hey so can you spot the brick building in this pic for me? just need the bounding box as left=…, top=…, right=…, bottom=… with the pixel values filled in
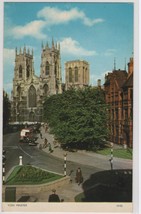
left=104, top=57, right=133, bottom=147
left=121, top=58, right=133, bottom=147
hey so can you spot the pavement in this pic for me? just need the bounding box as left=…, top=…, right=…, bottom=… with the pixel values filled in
left=3, top=125, right=133, bottom=203
left=37, top=125, right=132, bottom=171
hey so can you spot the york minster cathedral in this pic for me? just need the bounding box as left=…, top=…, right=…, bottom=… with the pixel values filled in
left=11, top=39, right=89, bottom=122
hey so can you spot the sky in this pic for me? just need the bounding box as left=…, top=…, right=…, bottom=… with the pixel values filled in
left=3, top=1, right=133, bottom=97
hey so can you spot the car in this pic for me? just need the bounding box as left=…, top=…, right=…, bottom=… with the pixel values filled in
left=28, top=140, right=38, bottom=146
left=20, top=128, right=31, bottom=140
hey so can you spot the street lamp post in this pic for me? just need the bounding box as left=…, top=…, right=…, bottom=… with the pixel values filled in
left=64, top=153, right=67, bottom=176
left=109, top=143, right=114, bottom=170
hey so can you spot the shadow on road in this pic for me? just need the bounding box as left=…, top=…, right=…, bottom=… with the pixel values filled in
left=75, top=169, right=132, bottom=202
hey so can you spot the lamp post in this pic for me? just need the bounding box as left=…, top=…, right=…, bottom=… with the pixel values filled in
left=19, top=156, right=23, bottom=166
left=64, top=153, right=67, bottom=176
left=109, top=143, right=113, bottom=170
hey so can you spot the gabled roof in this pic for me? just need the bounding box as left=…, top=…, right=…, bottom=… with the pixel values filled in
left=104, top=70, right=128, bottom=88
left=122, top=73, right=133, bottom=88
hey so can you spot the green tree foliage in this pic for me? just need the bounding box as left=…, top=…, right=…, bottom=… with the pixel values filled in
left=3, top=92, right=11, bottom=128
left=44, top=87, right=109, bottom=150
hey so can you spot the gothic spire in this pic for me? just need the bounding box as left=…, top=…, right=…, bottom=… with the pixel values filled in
left=52, top=37, right=54, bottom=48
left=58, top=42, right=60, bottom=51
left=23, top=44, right=26, bottom=54
left=46, top=41, right=49, bottom=48
left=15, top=47, right=17, bottom=55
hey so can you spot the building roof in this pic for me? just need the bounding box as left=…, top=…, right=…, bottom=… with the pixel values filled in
left=104, top=69, right=128, bottom=88
left=122, top=72, right=133, bottom=88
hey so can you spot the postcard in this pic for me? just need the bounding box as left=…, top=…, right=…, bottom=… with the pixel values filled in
left=1, top=0, right=139, bottom=213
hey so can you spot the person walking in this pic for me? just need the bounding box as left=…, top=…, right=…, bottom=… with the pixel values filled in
left=75, top=167, right=83, bottom=185
left=48, top=142, right=53, bottom=153
left=39, top=129, right=42, bottom=139
left=48, top=189, right=60, bottom=202
left=44, top=138, right=48, bottom=148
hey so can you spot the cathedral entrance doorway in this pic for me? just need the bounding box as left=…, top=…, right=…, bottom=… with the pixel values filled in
left=29, top=111, right=35, bottom=122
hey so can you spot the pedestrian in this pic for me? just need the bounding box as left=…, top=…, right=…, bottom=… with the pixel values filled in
left=44, top=138, right=48, bottom=148
left=48, top=143, right=53, bottom=153
left=45, top=123, right=48, bottom=133
left=75, top=167, right=83, bottom=185
left=39, top=144, right=42, bottom=150
left=48, top=189, right=60, bottom=202
left=109, top=158, right=113, bottom=170
left=39, top=130, right=42, bottom=139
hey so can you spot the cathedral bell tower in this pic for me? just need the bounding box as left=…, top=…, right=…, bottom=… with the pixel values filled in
left=40, top=39, right=62, bottom=95
left=14, top=46, right=34, bottom=83
left=12, top=46, right=35, bottom=122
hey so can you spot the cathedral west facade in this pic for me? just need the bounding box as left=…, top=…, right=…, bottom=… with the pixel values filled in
left=11, top=40, right=62, bottom=122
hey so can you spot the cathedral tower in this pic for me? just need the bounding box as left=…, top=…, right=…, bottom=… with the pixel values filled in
left=11, top=40, right=63, bottom=122
left=40, top=39, right=62, bottom=95
left=11, top=46, right=41, bottom=122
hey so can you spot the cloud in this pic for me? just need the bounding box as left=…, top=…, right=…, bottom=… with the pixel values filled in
left=60, top=37, right=97, bottom=56
left=103, top=49, right=116, bottom=56
left=8, top=6, right=104, bottom=40
left=11, top=20, right=47, bottom=39
left=90, top=70, right=112, bottom=86
left=37, top=7, right=104, bottom=27
left=4, top=48, right=15, bottom=66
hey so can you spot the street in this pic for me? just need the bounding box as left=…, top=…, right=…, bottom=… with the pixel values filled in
left=3, top=131, right=101, bottom=183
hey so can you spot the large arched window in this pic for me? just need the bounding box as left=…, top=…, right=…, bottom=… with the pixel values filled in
left=85, top=68, right=87, bottom=83
left=19, top=65, right=22, bottom=78
left=43, top=84, right=49, bottom=96
left=17, top=86, right=21, bottom=97
left=45, top=61, right=50, bottom=75
left=69, top=67, right=72, bottom=82
left=83, top=67, right=85, bottom=83
left=74, top=66, right=78, bottom=82
left=28, top=85, right=36, bottom=107
left=26, top=65, right=30, bottom=78
left=55, top=61, right=57, bottom=76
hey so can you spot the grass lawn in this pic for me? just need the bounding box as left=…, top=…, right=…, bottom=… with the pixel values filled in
left=96, top=148, right=132, bottom=159
left=6, top=165, right=63, bottom=185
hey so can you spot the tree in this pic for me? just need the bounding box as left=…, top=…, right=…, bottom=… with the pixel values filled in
left=43, top=87, right=109, bottom=150
left=3, top=91, right=11, bottom=129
